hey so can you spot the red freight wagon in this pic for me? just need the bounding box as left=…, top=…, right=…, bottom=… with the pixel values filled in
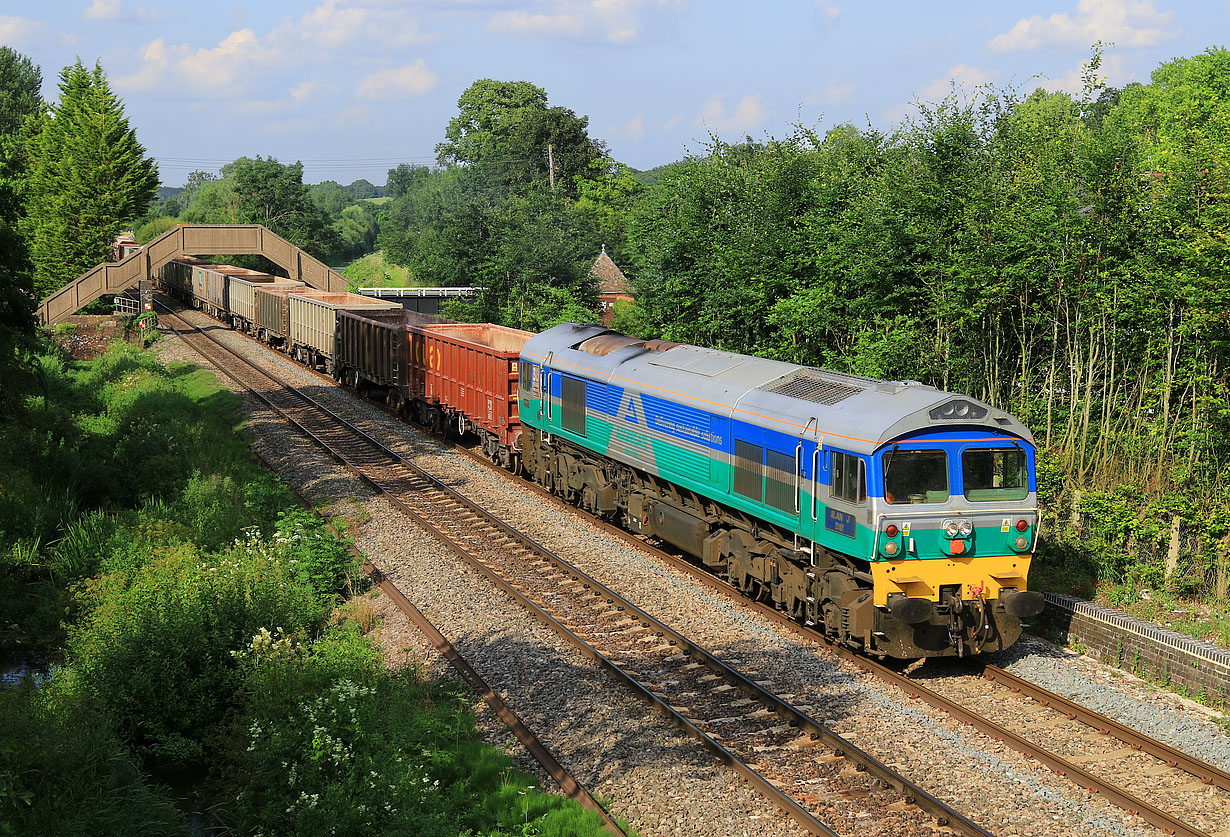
left=408, top=322, right=532, bottom=460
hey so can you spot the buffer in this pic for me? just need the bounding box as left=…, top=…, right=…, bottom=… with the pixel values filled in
left=38, top=224, right=349, bottom=325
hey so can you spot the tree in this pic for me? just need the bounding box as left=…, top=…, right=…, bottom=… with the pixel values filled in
left=0, top=47, right=43, bottom=413
left=309, top=180, right=355, bottom=217
left=436, top=79, right=549, bottom=169
left=24, top=60, right=158, bottom=299
left=343, top=178, right=379, bottom=199
left=0, top=47, right=41, bottom=138
left=227, top=156, right=336, bottom=259
left=434, top=79, right=606, bottom=198
left=385, top=163, right=430, bottom=199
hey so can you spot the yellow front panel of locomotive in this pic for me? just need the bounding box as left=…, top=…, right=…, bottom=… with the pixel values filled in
left=871, top=554, right=1034, bottom=606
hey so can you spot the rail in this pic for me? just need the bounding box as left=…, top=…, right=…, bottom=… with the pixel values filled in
left=158, top=297, right=992, bottom=837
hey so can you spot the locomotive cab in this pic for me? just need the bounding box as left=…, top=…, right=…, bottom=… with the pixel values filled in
left=867, top=432, right=1044, bottom=657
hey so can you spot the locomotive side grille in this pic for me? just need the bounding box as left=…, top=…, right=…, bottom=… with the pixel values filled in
left=761, top=371, right=864, bottom=406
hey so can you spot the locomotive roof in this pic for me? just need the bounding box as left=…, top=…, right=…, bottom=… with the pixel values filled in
left=522, top=323, right=1034, bottom=454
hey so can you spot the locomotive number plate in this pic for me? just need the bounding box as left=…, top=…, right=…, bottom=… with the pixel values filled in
left=825, top=507, right=856, bottom=538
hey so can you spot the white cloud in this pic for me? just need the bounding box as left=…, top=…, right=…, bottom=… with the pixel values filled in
left=115, top=29, right=274, bottom=96
left=609, top=113, right=645, bottom=141
left=83, top=0, right=156, bottom=22
left=921, top=64, right=999, bottom=99
left=290, top=81, right=319, bottom=103
left=177, top=29, right=266, bottom=89
left=0, top=15, right=41, bottom=47
left=699, top=94, right=768, bottom=133
left=815, top=2, right=842, bottom=25
left=356, top=61, right=439, bottom=100
left=335, top=103, right=372, bottom=126
left=663, top=113, right=686, bottom=131
left=268, top=0, right=432, bottom=50
left=820, top=80, right=856, bottom=105
left=115, top=1, right=434, bottom=98
left=1041, top=52, right=1130, bottom=94
left=487, top=0, right=678, bottom=45
left=988, top=0, right=1178, bottom=53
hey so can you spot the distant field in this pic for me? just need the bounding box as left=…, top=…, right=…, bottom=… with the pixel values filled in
left=339, top=251, right=426, bottom=288
left=360, top=196, right=391, bottom=205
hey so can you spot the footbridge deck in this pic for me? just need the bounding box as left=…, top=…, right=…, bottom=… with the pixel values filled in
left=38, top=224, right=348, bottom=325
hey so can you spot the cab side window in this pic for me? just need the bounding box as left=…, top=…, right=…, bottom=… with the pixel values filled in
left=830, top=451, right=866, bottom=505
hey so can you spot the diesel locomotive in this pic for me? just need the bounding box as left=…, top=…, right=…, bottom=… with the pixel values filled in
left=158, top=258, right=1044, bottom=659
left=516, top=323, right=1043, bottom=658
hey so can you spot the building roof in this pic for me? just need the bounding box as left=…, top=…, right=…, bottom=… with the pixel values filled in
left=589, top=245, right=632, bottom=296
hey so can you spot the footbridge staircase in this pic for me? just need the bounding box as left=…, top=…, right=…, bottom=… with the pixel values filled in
left=38, top=224, right=349, bottom=325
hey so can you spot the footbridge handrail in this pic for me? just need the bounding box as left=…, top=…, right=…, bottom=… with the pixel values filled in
left=38, top=224, right=348, bottom=325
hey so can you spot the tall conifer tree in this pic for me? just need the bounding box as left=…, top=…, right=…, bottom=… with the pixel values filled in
left=0, top=47, right=43, bottom=413
left=24, top=60, right=158, bottom=300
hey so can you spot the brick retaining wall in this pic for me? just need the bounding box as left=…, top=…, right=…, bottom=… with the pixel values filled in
left=1037, top=593, right=1230, bottom=706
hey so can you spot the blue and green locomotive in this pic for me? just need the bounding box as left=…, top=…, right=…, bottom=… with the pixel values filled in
left=517, top=323, right=1043, bottom=658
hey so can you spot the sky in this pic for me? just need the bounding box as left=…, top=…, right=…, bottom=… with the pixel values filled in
left=2, top=1, right=1225, bottom=187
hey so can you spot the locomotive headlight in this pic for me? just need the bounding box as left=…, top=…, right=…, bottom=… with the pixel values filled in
left=943, top=519, right=960, bottom=538
left=957, top=519, right=974, bottom=537
left=1014, top=535, right=1029, bottom=549
left=883, top=541, right=899, bottom=556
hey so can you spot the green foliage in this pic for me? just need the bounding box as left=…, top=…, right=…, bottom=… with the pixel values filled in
left=61, top=531, right=329, bottom=764
left=134, top=215, right=178, bottom=244
left=0, top=685, right=187, bottom=835
left=272, top=508, right=361, bottom=602
left=0, top=342, right=294, bottom=665
left=340, top=249, right=417, bottom=288
left=0, top=48, right=43, bottom=415
left=23, top=60, right=158, bottom=299
left=180, top=156, right=341, bottom=266
left=231, top=625, right=609, bottom=837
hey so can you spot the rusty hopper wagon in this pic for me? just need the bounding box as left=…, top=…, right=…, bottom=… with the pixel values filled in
left=410, top=321, right=531, bottom=466
left=287, top=291, right=400, bottom=373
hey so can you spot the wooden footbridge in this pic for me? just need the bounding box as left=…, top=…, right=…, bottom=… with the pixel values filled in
left=38, top=224, right=348, bottom=325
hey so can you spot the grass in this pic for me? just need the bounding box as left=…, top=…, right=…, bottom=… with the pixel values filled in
left=339, top=250, right=423, bottom=289
left=1095, top=581, right=1230, bottom=648
left=0, top=338, right=612, bottom=837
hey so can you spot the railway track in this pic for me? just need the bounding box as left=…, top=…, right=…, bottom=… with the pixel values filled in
left=158, top=298, right=1230, bottom=836
left=484, top=461, right=1230, bottom=837
left=156, top=300, right=990, bottom=835
left=402, top=390, right=1230, bottom=837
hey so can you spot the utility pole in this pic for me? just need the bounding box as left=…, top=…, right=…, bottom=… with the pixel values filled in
left=547, top=143, right=555, bottom=191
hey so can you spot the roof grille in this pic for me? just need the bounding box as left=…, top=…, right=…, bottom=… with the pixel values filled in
left=929, top=399, right=988, bottom=421
left=761, top=369, right=865, bottom=406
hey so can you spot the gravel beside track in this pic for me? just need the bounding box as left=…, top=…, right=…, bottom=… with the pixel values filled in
left=153, top=312, right=804, bottom=837
left=153, top=307, right=1230, bottom=836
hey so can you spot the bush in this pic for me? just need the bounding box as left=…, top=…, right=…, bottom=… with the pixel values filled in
left=273, top=508, right=361, bottom=604
left=231, top=625, right=610, bottom=837
left=177, top=471, right=246, bottom=550
left=0, top=685, right=186, bottom=836
left=63, top=532, right=330, bottom=765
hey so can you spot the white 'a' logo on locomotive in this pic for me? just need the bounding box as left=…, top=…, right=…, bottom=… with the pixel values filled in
left=619, top=389, right=643, bottom=425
